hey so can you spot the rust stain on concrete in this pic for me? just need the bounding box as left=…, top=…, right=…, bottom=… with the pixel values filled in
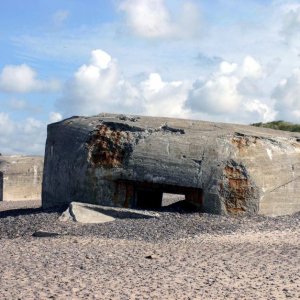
left=222, top=164, right=254, bottom=214
left=87, top=124, right=133, bottom=168
left=232, top=134, right=258, bottom=153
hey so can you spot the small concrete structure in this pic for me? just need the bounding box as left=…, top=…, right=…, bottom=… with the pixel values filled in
left=0, top=156, right=43, bottom=201
left=42, top=113, right=300, bottom=216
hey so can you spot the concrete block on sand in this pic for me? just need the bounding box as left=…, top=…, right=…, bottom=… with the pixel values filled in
left=60, top=202, right=159, bottom=224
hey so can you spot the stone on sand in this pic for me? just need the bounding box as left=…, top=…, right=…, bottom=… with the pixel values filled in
left=32, top=230, right=65, bottom=238
left=60, top=202, right=115, bottom=224
left=59, top=202, right=159, bottom=224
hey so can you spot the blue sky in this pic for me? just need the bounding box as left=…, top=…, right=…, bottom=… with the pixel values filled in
left=1, top=0, right=300, bottom=155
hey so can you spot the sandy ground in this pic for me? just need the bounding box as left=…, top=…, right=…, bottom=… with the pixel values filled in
left=0, top=200, right=41, bottom=212
left=1, top=199, right=300, bottom=300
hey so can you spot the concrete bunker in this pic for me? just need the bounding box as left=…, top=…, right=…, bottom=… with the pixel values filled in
left=42, top=113, right=300, bottom=216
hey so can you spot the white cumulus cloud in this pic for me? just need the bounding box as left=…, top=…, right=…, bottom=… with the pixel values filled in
left=272, top=68, right=300, bottom=121
left=220, top=61, right=237, bottom=75
left=0, top=114, right=45, bottom=155
left=187, top=75, right=242, bottom=115
left=118, top=0, right=201, bottom=39
left=244, top=100, right=276, bottom=124
left=57, top=50, right=277, bottom=124
left=58, top=49, right=128, bottom=115
left=140, top=73, right=189, bottom=117
left=119, top=0, right=173, bottom=38
left=241, top=56, right=264, bottom=79
left=0, top=112, right=64, bottom=155
left=49, top=112, right=63, bottom=123
left=58, top=49, right=189, bottom=118
left=186, top=56, right=275, bottom=123
left=0, top=64, right=60, bottom=93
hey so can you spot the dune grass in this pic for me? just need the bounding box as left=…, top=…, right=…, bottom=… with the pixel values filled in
left=251, top=120, right=300, bottom=133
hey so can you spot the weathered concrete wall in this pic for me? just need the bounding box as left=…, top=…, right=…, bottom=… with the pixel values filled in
left=0, top=171, right=3, bottom=201
left=0, top=156, right=43, bottom=201
left=42, top=113, right=300, bottom=216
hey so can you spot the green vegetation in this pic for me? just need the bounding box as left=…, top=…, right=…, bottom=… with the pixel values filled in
left=251, top=121, right=300, bottom=133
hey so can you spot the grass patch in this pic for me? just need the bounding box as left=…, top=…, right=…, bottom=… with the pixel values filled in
left=251, top=120, right=300, bottom=133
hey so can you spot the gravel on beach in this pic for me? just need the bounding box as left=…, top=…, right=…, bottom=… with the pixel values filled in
left=0, top=200, right=300, bottom=241
left=1, top=200, right=300, bottom=299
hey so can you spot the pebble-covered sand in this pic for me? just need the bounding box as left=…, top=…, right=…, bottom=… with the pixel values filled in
left=1, top=199, right=300, bottom=299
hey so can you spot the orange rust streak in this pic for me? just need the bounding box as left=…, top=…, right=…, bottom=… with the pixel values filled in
left=88, top=124, right=133, bottom=168
left=228, top=178, right=249, bottom=190
left=232, top=136, right=258, bottom=153
left=227, top=207, right=246, bottom=213
left=222, top=164, right=252, bottom=214
left=224, top=166, right=242, bottom=177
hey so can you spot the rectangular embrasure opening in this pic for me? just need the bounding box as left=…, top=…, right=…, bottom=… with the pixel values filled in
left=116, top=180, right=203, bottom=210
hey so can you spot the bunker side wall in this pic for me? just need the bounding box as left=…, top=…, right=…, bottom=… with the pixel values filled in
left=1, top=157, right=43, bottom=201
left=0, top=171, right=3, bottom=201
left=42, top=123, right=92, bottom=209
left=231, top=134, right=300, bottom=216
